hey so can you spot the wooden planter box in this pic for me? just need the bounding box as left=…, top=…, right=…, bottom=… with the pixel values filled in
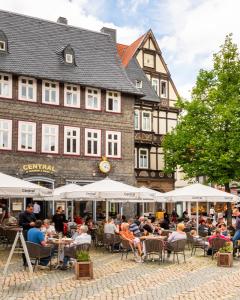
left=75, top=261, right=93, bottom=279
left=217, top=252, right=233, bottom=267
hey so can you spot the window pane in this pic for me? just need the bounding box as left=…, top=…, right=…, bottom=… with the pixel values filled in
left=22, top=86, right=27, bottom=97
left=67, top=139, right=71, bottom=152
left=93, top=140, right=97, bottom=154
left=108, top=98, right=113, bottom=111
left=114, top=143, right=118, bottom=155
left=108, top=142, right=112, bottom=155
left=87, top=140, right=91, bottom=154
left=45, top=90, right=49, bottom=102
left=72, top=139, right=76, bottom=153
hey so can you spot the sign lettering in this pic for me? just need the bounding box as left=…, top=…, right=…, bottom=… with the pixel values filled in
left=22, top=164, right=55, bottom=174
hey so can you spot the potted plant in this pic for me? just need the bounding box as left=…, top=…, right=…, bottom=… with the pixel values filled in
left=217, top=242, right=233, bottom=267
left=75, top=251, right=93, bottom=279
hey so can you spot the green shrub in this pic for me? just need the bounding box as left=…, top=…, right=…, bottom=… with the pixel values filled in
left=76, top=251, right=90, bottom=262
left=219, top=242, right=233, bottom=253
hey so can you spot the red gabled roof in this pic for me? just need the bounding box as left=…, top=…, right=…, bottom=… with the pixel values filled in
left=117, top=33, right=146, bottom=67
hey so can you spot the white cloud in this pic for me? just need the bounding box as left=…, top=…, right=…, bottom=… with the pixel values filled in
left=0, top=0, right=141, bottom=44
left=156, top=0, right=240, bottom=98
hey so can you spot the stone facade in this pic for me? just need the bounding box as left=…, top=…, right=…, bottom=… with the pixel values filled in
left=0, top=76, right=136, bottom=187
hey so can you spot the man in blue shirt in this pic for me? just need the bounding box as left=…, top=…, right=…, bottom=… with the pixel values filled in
left=27, top=220, right=53, bottom=266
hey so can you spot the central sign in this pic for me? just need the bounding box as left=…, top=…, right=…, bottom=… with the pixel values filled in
left=22, top=164, right=55, bottom=174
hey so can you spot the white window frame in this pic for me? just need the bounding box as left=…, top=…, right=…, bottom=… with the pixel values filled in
left=42, top=80, right=59, bottom=105
left=64, top=126, right=80, bottom=155
left=85, top=128, right=101, bottom=157
left=66, top=53, right=73, bottom=64
left=134, top=148, right=137, bottom=168
left=135, top=80, right=142, bottom=89
left=85, top=87, right=101, bottom=110
left=0, top=119, right=12, bottom=150
left=134, top=110, right=140, bottom=130
left=160, top=80, right=168, bottom=98
left=142, top=111, right=151, bottom=131
left=106, top=131, right=121, bottom=158
left=18, top=76, right=37, bottom=102
left=18, top=121, right=36, bottom=152
left=41, top=124, right=59, bottom=154
left=106, top=91, right=121, bottom=113
left=0, top=41, right=6, bottom=51
left=152, top=78, right=159, bottom=96
left=139, top=148, right=148, bottom=169
left=0, top=73, right=12, bottom=99
left=64, top=84, right=80, bottom=108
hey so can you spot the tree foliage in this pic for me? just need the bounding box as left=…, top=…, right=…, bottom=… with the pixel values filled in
left=163, top=34, right=240, bottom=187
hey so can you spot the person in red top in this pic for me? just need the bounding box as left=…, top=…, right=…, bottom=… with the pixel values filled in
left=208, top=228, right=230, bottom=244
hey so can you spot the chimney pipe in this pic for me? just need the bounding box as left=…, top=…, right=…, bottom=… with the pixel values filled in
left=100, top=27, right=116, bottom=43
left=57, top=17, right=68, bottom=25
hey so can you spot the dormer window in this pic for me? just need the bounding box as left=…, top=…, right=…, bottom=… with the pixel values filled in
left=0, top=30, right=8, bottom=53
left=66, top=53, right=73, bottom=64
left=135, top=80, right=142, bottom=89
left=0, top=41, right=5, bottom=51
left=63, top=45, right=75, bottom=65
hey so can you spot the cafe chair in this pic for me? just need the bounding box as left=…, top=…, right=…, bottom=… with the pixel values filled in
left=25, top=241, right=54, bottom=271
left=144, top=239, right=164, bottom=264
left=119, top=237, right=136, bottom=260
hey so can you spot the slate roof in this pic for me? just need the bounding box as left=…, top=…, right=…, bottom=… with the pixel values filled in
left=0, top=10, right=142, bottom=96
left=126, top=58, right=160, bottom=102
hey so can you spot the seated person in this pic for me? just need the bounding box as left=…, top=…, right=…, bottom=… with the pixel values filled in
left=220, top=224, right=229, bottom=237
left=104, top=218, right=119, bottom=234
left=119, top=223, right=142, bottom=262
left=128, top=218, right=141, bottom=237
left=198, top=220, right=209, bottom=236
left=41, top=219, right=56, bottom=236
left=61, top=225, right=91, bottom=270
left=207, top=228, right=230, bottom=255
left=190, top=229, right=209, bottom=248
left=165, top=223, right=187, bottom=256
left=27, top=220, right=54, bottom=266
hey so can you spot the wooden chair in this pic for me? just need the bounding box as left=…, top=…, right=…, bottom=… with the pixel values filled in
left=210, top=238, right=226, bottom=260
left=165, top=239, right=186, bottom=264
left=103, top=233, right=121, bottom=252
left=119, top=237, right=135, bottom=260
left=144, top=239, right=164, bottom=263
left=25, top=241, right=54, bottom=271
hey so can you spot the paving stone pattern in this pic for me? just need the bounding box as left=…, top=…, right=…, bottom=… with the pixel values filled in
left=0, top=248, right=240, bottom=300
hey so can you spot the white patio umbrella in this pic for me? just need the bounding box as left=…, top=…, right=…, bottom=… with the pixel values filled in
left=0, top=172, right=52, bottom=197
left=64, top=178, right=155, bottom=220
left=160, top=183, right=238, bottom=234
left=51, top=183, right=83, bottom=220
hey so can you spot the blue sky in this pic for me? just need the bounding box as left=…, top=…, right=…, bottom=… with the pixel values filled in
left=0, top=0, right=240, bottom=99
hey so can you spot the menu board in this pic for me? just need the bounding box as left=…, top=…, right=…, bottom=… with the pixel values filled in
left=12, top=202, right=23, bottom=211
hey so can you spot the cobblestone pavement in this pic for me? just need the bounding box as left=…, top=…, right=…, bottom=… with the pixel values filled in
left=1, top=247, right=240, bottom=300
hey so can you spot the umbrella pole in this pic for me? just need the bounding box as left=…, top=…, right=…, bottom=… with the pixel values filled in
left=106, top=200, right=109, bottom=222
left=196, top=202, right=199, bottom=235
left=93, top=200, right=96, bottom=223
left=71, top=200, right=74, bottom=222
left=120, top=203, right=123, bottom=217
left=142, top=202, right=145, bottom=216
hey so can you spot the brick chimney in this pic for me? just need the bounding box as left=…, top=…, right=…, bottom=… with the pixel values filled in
left=57, top=17, right=68, bottom=25
left=100, top=27, right=116, bottom=43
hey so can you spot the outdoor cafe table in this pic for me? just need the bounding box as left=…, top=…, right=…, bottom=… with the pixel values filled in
left=47, top=237, right=73, bottom=268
